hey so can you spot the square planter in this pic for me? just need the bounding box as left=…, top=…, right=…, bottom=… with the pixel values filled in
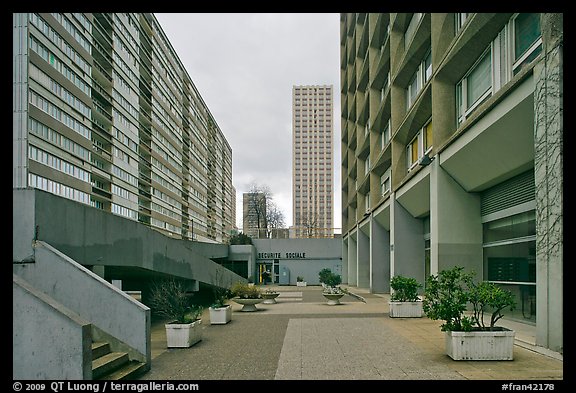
left=445, top=328, right=515, bottom=360
left=209, top=305, right=232, bottom=325
left=388, top=301, right=423, bottom=318
left=165, top=319, right=202, bottom=348
left=296, top=281, right=307, bottom=287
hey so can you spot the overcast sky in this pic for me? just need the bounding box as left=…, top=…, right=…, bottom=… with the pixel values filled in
left=154, top=13, right=341, bottom=231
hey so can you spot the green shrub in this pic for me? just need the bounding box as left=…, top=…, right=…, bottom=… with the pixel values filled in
left=323, top=271, right=342, bottom=287
left=231, top=281, right=262, bottom=299
left=390, top=275, right=422, bottom=302
left=318, top=268, right=332, bottom=284
left=423, top=266, right=516, bottom=331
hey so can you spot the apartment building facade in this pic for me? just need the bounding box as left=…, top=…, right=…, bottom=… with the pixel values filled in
left=13, top=13, right=235, bottom=244
left=292, top=85, right=334, bottom=238
left=340, top=13, right=562, bottom=353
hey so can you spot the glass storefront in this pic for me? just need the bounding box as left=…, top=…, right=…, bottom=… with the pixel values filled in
left=483, top=210, right=536, bottom=323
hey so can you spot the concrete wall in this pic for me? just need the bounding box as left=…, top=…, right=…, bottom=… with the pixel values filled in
left=13, top=189, right=243, bottom=288
left=252, top=238, right=342, bottom=285
left=14, top=241, right=151, bottom=366
left=390, top=197, right=425, bottom=285
left=430, top=160, right=483, bottom=276
left=228, top=244, right=256, bottom=281
left=13, top=274, right=92, bottom=380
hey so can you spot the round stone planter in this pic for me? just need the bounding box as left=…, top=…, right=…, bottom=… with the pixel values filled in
left=322, top=293, right=345, bottom=305
left=261, top=293, right=280, bottom=304
left=232, top=297, right=264, bottom=312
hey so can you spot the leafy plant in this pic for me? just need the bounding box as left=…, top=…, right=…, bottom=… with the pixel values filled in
left=231, top=281, right=262, bottom=299
left=149, top=279, right=203, bottom=324
left=390, top=275, right=422, bottom=302
left=318, top=268, right=332, bottom=284
left=423, top=266, right=516, bottom=332
left=323, top=271, right=342, bottom=288
left=468, top=280, right=516, bottom=330
left=297, top=276, right=304, bottom=282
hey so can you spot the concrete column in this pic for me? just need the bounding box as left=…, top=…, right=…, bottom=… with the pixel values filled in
left=347, top=232, right=357, bottom=286
left=430, top=159, right=482, bottom=276
left=390, top=196, right=424, bottom=283
left=357, top=225, right=370, bottom=288
left=341, top=238, right=349, bottom=283
left=534, top=13, right=563, bottom=354
left=370, top=219, right=390, bottom=293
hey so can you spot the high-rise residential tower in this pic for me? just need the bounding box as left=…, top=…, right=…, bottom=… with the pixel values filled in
left=340, top=13, right=562, bottom=353
left=292, top=85, right=334, bottom=238
left=13, top=13, right=234, bottom=243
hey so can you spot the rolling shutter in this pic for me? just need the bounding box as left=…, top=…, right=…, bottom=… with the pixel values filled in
left=481, top=170, right=535, bottom=216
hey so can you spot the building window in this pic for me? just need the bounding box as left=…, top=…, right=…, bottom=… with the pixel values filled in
left=513, top=13, right=542, bottom=75
left=424, top=120, right=433, bottom=152
left=407, top=134, right=420, bottom=170
left=365, top=192, right=371, bottom=212
left=483, top=210, right=536, bottom=322
left=457, top=48, right=492, bottom=124
left=456, top=14, right=541, bottom=125
left=407, top=49, right=432, bottom=109
left=382, top=119, right=391, bottom=150
left=406, top=119, right=432, bottom=171
left=455, top=13, right=470, bottom=33
left=381, top=169, right=391, bottom=195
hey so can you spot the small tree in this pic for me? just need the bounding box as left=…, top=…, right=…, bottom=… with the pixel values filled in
left=423, top=266, right=473, bottom=331
left=468, top=280, right=516, bottom=330
left=390, top=275, right=422, bottom=302
left=423, top=266, right=516, bottom=332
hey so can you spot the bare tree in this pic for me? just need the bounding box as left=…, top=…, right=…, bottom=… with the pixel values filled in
left=300, top=211, right=319, bottom=238
left=266, top=201, right=286, bottom=238
left=244, top=183, right=286, bottom=238
left=245, top=183, right=270, bottom=238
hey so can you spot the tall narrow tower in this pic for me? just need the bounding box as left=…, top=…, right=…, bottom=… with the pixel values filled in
left=292, top=85, right=334, bottom=238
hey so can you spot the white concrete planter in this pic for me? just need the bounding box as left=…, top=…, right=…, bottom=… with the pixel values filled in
left=232, top=298, right=264, bottom=312
left=296, top=281, right=307, bottom=287
left=261, top=293, right=280, bottom=304
left=323, top=293, right=345, bottom=305
left=165, top=319, right=202, bottom=348
left=388, top=301, right=423, bottom=318
left=445, top=328, right=515, bottom=360
left=209, top=305, right=232, bottom=325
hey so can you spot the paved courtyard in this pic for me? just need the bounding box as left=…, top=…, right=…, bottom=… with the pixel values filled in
left=137, top=285, right=563, bottom=382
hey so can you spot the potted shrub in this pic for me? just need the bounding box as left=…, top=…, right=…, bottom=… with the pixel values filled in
left=389, top=275, right=423, bottom=318
left=423, top=266, right=516, bottom=360
left=149, top=279, right=204, bottom=348
left=209, top=268, right=232, bottom=325
left=296, top=276, right=307, bottom=287
left=321, top=270, right=345, bottom=305
left=230, top=281, right=264, bottom=312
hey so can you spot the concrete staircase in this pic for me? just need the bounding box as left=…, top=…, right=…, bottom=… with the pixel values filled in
left=92, top=341, right=146, bottom=380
